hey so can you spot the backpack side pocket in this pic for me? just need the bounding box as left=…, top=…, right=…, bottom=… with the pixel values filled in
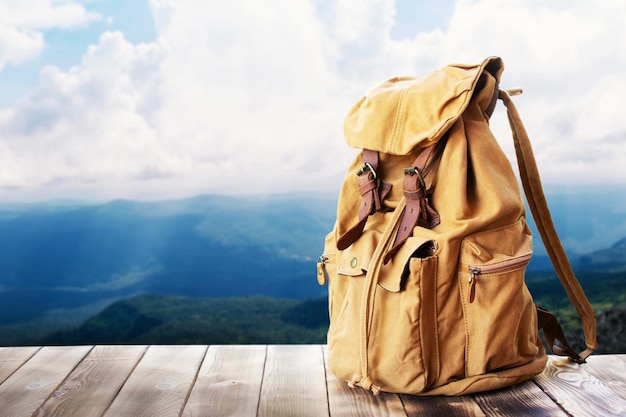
left=458, top=219, right=541, bottom=377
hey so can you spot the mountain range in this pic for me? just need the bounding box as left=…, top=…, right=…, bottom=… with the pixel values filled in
left=0, top=187, right=625, bottom=345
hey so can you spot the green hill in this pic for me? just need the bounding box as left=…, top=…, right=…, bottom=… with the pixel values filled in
left=526, top=269, right=626, bottom=334
left=41, top=294, right=329, bottom=345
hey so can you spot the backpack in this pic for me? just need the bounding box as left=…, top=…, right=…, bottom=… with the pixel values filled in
left=317, top=56, right=597, bottom=396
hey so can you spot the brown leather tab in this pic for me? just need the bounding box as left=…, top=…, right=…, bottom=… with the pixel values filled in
left=356, top=152, right=380, bottom=220
left=337, top=150, right=392, bottom=250
left=384, top=145, right=439, bottom=263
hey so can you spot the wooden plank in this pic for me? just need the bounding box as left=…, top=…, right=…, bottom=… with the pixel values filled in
left=323, top=346, right=407, bottom=417
left=472, top=380, right=568, bottom=417
left=33, top=345, right=147, bottom=417
left=103, top=345, right=207, bottom=417
left=181, top=345, right=266, bottom=417
left=257, top=344, right=329, bottom=417
left=534, top=355, right=626, bottom=417
left=0, top=345, right=92, bottom=417
left=581, top=354, right=626, bottom=400
left=401, top=394, right=486, bottom=417
left=0, top=345, right=623, bottom=417
left=0, top=346, right=41, bottom=384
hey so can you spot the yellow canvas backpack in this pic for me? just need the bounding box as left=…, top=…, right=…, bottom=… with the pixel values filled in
left=317, top=56, right=597, bottom=396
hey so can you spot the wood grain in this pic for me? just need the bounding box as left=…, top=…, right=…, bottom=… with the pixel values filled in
left=0, top=346, right=40, bottom=384
left=473, top=380, right=568, bottom=417
left=102, top=345, right=207, bottom=417
left=258, top=344, right=329, bottom=417
left=0, top=347, right=624, bottom=416
left=534, top=355, right=626, bottom=417
left=33, top=345, right=146, bottom=417
left=323, top=346, right=407, bottom=417
left=401, top=394, right=486, bottom=417
left=181, top=344, right=267, bottom=417
left=0, top=345, right=92, bottom=417
left=581, top=354, right=626, bottom=400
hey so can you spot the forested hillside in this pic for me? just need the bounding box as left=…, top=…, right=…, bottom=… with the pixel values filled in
left=42, top=294, right=329, bottom=345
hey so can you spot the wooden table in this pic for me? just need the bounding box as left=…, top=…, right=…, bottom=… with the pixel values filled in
left=0, top=345, right=624, bottom=417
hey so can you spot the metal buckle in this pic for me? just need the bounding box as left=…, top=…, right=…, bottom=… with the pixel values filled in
left=356, top=162, right=377, bottom=179
left=404, top=166, right=425, bottom=188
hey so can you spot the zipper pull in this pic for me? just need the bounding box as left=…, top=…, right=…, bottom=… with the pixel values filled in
left=317, top=255, right=328, bottom=285
left=468, top=267, right=480, bottom=303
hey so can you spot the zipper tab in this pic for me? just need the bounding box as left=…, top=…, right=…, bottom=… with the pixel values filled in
left=317, top=255, right=328, bottom=285
left=468, top=267, right=480, bottom=303
left=466, top=253, right=532, bottom=304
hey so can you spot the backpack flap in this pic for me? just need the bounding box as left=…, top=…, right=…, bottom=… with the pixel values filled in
left=343, top=57, right=504, bottom=155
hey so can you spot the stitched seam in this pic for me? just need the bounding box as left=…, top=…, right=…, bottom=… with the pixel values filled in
left=389, top=87, right=408, bottom=154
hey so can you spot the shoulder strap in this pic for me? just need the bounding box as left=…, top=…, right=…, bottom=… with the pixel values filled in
left=498, top=89, right=597, bottom=361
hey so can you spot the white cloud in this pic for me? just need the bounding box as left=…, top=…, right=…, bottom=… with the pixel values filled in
left=0, top=24, right=44, bottom=69
left=1, top=0, right=626, bottom=201
left=0, top=31, right=176, bottom=187
left=0, top=0, right=100, bottom=69
left=436, top=0, right=626, bottom=184
left=150, top=0, right=356, bottom=193
left=0, top=0, right=99, bottom=28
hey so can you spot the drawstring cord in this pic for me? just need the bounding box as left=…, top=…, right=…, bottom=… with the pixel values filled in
left=348, top=373, right=382, bottom=396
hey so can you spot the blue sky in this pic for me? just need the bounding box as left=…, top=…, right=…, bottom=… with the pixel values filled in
left=0, top=1, right=157, bottom=107
left=0, top=0, right=624, bottom=202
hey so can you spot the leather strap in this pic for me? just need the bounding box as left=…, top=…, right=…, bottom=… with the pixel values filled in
left=384, top=144, right=440, bottom=263
left=536, top=306, right=586, bottom=363
left=499, top=89, right=597, bottom=360
left=337, top=150, right=391, bottom=250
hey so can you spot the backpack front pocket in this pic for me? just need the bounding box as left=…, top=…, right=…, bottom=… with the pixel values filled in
left=367, top=236, right=439, bottom=393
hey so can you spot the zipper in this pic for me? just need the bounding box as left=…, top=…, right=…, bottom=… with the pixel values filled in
left=317, top=255, right=328, bottom=285
left=467, top=253, right=532, bottom=303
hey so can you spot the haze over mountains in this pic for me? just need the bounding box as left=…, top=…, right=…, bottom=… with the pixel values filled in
left=0, top=194, right=335, bottom=299
left=0, top=187, right=625, bottom=345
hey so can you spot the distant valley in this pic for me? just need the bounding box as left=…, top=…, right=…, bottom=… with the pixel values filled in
left=0, top=188, right=625, bottom=345
left=0, top=194, right=337, bottom=344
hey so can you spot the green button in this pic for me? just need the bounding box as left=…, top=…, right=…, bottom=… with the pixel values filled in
left=350, top=257, right=358, bottom=268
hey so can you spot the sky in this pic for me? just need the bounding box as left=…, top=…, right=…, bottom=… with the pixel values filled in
left=0, top=0, right=625, bottom=202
